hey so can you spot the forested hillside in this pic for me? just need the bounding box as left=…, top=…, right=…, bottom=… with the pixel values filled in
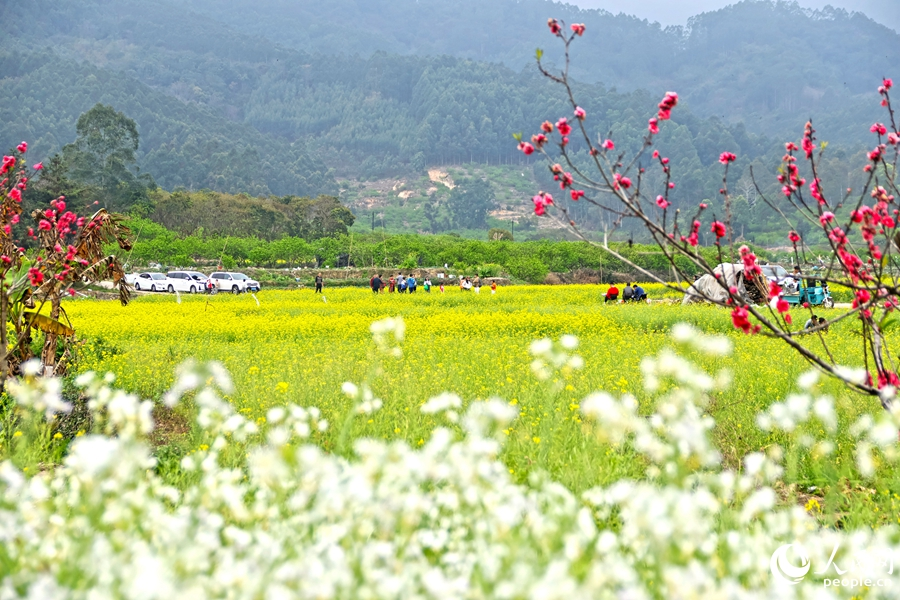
left=0, top=0, right=892, bottom=244
left=0, top=51, right=335, bottom=197
left=173, top=0, right=893, bottom=136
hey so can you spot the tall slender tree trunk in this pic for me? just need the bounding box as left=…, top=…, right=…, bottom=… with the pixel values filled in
left=41, top=292, right=61, bottom=376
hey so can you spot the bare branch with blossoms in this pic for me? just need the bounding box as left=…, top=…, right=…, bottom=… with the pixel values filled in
left=516, top=19, right=900, bottom=405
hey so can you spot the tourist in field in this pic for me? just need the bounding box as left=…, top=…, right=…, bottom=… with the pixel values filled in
left=398, top=274, right=407, bottom=293
left=371, top=274, right=383, bottom=293
left=818, top=316, right=829, bottom=332
left=315, top=273, right=324, bottom=294
left=463, top=278, right=473, bottom=291
left=491, top=281, right=497, bottom=294
left=633, top=284, right=646, bottom=302
left=604, top=285, right=619, bottom=303
left=388, top=275, right=396, bottom=293
left=473, top=276, right=481, bottom=294
left=804, top=314, right=818, bottom=330
left=439, top=282, right=445, bottom=293
left=407, top=274, right=417, bottom=293
left=423, top=277, right=432, bottom=292
left=622, top=284, right=634, bottom=302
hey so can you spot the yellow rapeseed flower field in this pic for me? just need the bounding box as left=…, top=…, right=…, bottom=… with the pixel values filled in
left=64, top=284, right=881, bottom=491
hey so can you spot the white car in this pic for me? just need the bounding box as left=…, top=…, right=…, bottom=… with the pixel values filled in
left=167, top=271, right=208, bottom=294
left=128, top=272, right=171, bottom=292
left=209, top=272, right=261, bottom=294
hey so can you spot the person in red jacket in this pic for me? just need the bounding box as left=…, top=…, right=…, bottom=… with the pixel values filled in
left=604, top=285, right=619, bottom=303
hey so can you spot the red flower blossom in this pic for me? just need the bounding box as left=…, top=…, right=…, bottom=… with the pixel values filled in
left=556, top=118, right=572, bottom=136
left=541, top=121, right=554, bottom=133
left=573, top=106, right=586, bottom=120
left=731, top=306, right=753, bottom=333
left=788, top=230, right=800, bottom=243
left=711, top=221, right=726, bottom=238
left=518, top=142, right=534, bottom=155
left=547, top=18, right=561, bottom=34
left=571, top=189, right=585, bottom=201
left=657, top=91, right=678, bottom=121
left=570, top=23, right=585, bottom=36
left=27, top=267, right=43, bottom=286
left=16, top=142, right=27, bottom=154
left=613, top=173, right=631, bottom=189
left=8, top=188, right=21, bottom=203
left=602, top=139, right=614, bottom=150
left=718, top=152, right=736, bottom=164
left=532, top=192, right=554, bottom=216
left=801, top=137, right=815, bottom=159
left=871, top=123, right=888, bottom=136
left=648, top=118, right=659, bottom=134
left=38, top=219, right=52, bottom=231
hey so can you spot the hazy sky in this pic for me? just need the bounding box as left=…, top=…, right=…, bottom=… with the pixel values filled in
left=569, top=0, right=899, bottom=31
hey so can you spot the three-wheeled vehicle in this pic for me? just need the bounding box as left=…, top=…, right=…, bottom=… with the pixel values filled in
left=782, top=274, right=834, bottom=309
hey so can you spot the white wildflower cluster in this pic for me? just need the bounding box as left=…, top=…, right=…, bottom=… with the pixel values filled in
left=529, top=334, right=583, bottom=382
left=370, top=316, right=405, bottom=357
left=582, top=326, right=729, bottom=479
left=421, top=392, right=463, bottom=423
left=7, top=360, right=72, bottom=420
left=2, top=324, right=900, bottom=598
left=850, top=403, right=900, bottom=477
left=342, top=381, right=383, bottom=415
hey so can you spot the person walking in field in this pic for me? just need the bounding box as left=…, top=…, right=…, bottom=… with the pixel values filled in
left=423, top=277, right=432, bottom=292
left=407, top=274, right=417, bottom=293
left=622, top=284, right=634, bottom=302
left=398, top=274, right=407, bottom=293
left=473, top=276, right=481, bottom=294
left=389, top=275, right=396, bottom=293
left=604, top=285, right=619, bottom=303
left=371, top=274, right=383, bottom=293
left=315, top=273, right=324, bottom=294
left=491, top=281, right=497, bottom=295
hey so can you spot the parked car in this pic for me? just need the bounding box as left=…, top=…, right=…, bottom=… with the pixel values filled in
left=167, top=271, right=208, bottom=293
left=128, top=272, right=171, bottom=292
left=209, top=272, right=261, bottom=294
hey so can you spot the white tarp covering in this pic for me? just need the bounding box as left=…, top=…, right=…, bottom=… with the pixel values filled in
left=682, top=263, right=746, bottom=305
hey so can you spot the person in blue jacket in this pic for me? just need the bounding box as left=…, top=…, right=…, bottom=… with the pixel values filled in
left=407, top=275, right=417, bottom=293
left=632, top=284, right=647, bottom=301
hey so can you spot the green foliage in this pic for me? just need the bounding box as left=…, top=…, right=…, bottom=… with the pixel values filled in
left=488, top=228, right=513, bottom=241
left=505, top=256, right=549, bottom=283
left=446, top=178, right=495, bottom=230
left=0, top=50, right=336, bottom=198
left=60, top=103, right=150, bottom=211
left=148, top=189, right=353, bottom=240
